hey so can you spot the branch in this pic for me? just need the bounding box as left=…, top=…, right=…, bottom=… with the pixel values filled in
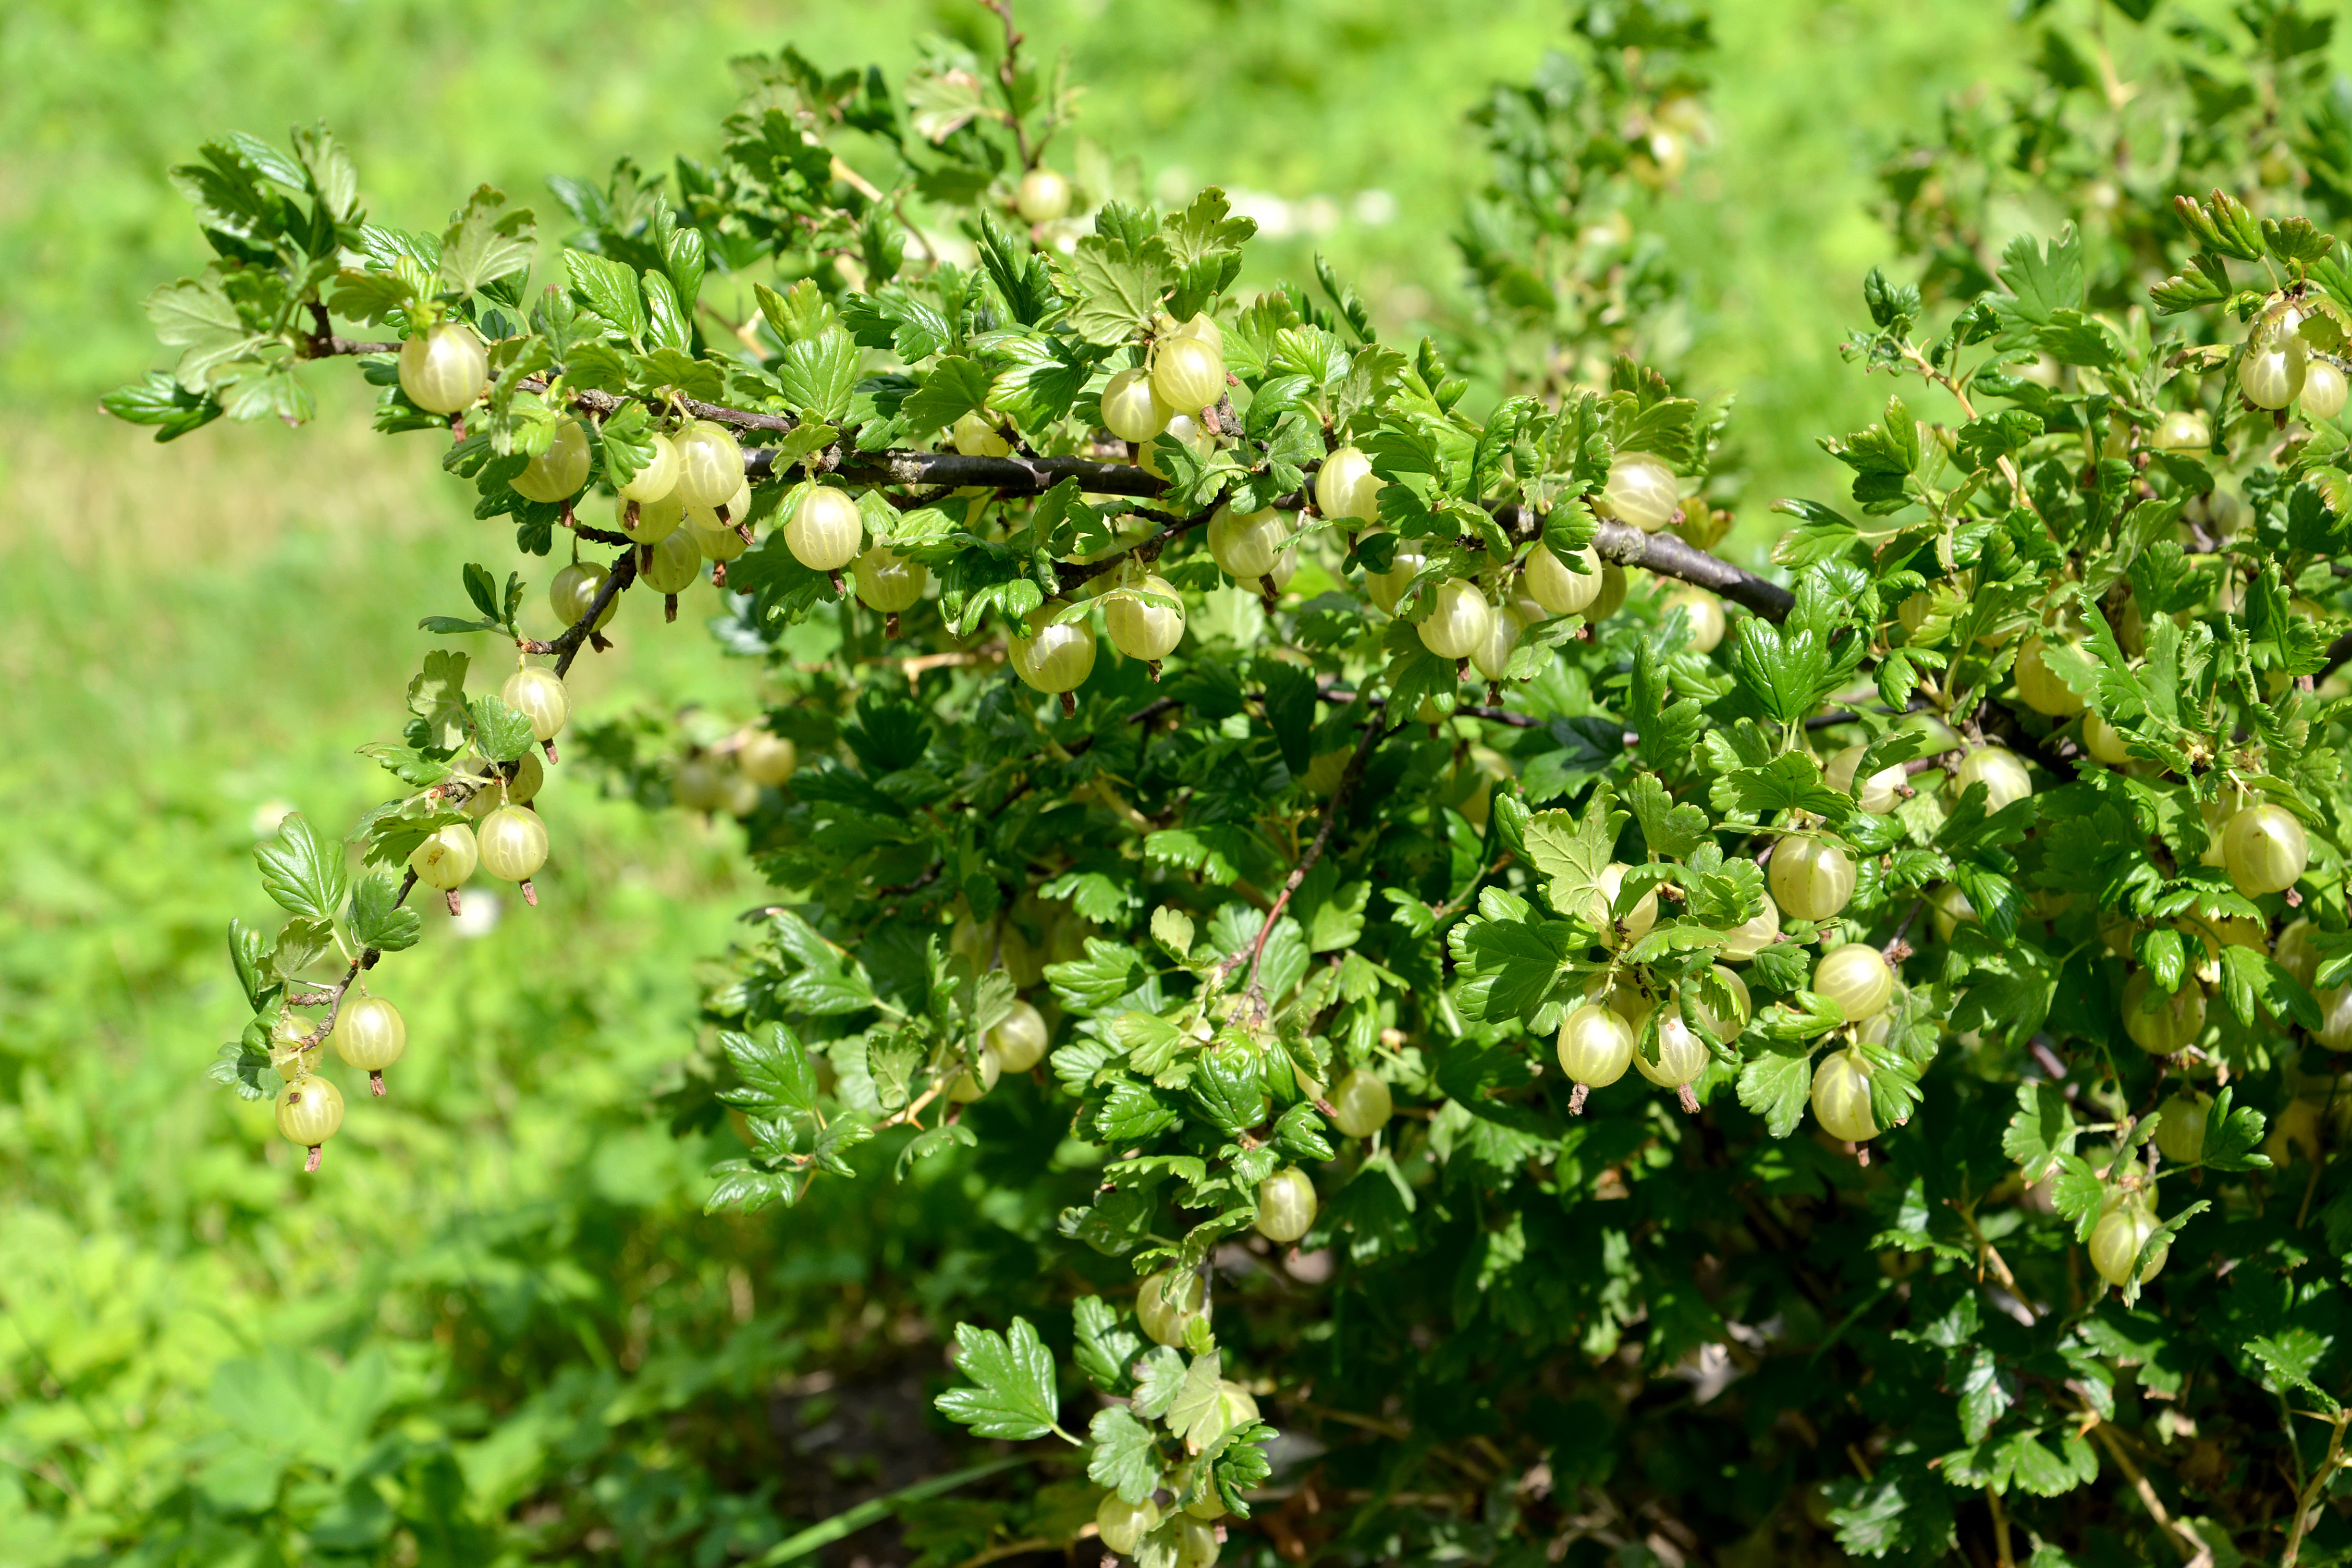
left=1315, top=683, right=1544, bottom=729
left=519, top=546, right=639, bottom=678
left=292, top=869, right=418, bottom=1094
left=2085, top=1419, right=2204, bottom=1564
left=1224, top=712, right=1391, bottom=1012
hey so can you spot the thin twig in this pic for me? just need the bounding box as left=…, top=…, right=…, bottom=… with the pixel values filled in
left=2086, top=1420, right=2202, bottom=1563
left=1228, top=714, right=1391, bottom=1013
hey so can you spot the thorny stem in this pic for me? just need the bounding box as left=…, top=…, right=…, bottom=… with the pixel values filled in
left=293, top=869, right=420, bottom=1050
left=2085, top=1419, right=2202, bottom=1563
left=2282, top=1408, right=2349, bottom=1567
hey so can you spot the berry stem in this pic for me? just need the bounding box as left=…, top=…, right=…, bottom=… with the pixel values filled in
left=304, top=1145, right=322, bottom=1173
left=370, top=1071, right=386, bottom=1098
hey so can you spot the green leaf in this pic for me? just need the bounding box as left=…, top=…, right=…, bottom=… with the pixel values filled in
left=1736, top=1042, right=1814, bottom=1137
left=1086, top=1406, right=1160, bottom=1503
left=565, top=247, right=647, bottom=342
left=1164, top=1349, right=1223, bottom=1449
left=719, top=1024, right=818, bottom=1114
left=1625, top=771, right=1709, bottom=859
left=467, top=694, right=536, bottom=764
left=901, top=356, right=997, bottom=432
left=934, top=1318, right=1064, bottom=1440
left=2001, top=1083, right=2078, bottom=1183
left=228, top=918, right=277, bottom=1010
left=1521, top=782, right=1624, bottom=924
left=438, top=185, right=534, bottom=298
left=347, top=871, right=421, bottom=953
left=777, top=328, right=859, bottom=422
left=268, top=916, right=333, bottom=981
left=254, top=812, right=349, bottom=923
left=1072, top=1296, right=1143, bottom=1394
left=1068, top=227, right=1173, bottom=346
left=641, top=268, right=689, bottom=351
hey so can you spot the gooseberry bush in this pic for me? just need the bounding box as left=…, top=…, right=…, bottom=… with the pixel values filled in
left=110, top=1, right=2352, bottom=1562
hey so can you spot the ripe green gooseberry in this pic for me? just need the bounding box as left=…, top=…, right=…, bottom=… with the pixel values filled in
left=1136, top=1269, right=1210, bottom=1348
left=987, top=1000, right=1049, bottom=1073
left=476, top=805, right=549, bottom=883
left=1826, top=743, right=1905, bottom=813
left=2081, top=710, right=2132, bottom=766
left=1718, top=900, right=1780, bottom=961
left=2223, top=803, right=2309, bottom=898
left=1173, top=1516, right=1219, bottom=1568
left=685, top=477, right=752, bottom=533
left=738, top=728, right=798, bottom=787
left=548, top=562, right=617, bottom=632
left=668, top=420, right=744, bottom=508
left=2153, top=1089, right=2213, bottom=1165
left=464, top=750, right=543, bottom=814
left=1589, top=862, right=1660, bottom=945
left=2153, top=410, right=2210, bottom=453
left=1522, top=543, right=1602, bottom=616
left=1206, top=505, right=1288, bottom=581
left=1100, top=368, right=1171, bottom=445
left=1016, top=167, right=1072, bottom=223
left=785, top=487, right=863, bottom=571
left=1169, top=1462, right=1227, bottom=1520
left=2014, top=636, right=2085, bottom=716
left=1010, top=608, right=1098, bottom=694
left=1680, top=966, right=1751, bottom=1038
left=693, top=519, right=748, bottom=562
left=1138, top=413, right=1214, bottom=479
left=673, top=756, right=730, bottom=812
left=1600, top=452, right=1680, bottom=532
left=397, top=322, right=488, bottom=414
left=1417, top=579, right=1494, bottom=660
left=1316, top=445, right=1381, bottom=522
left=854, top=545, right=928, bottom=614
left=947, top=1045, right=1002, bottom=1102
left=1151, top=335, right=1225, bottom=413
left=641, top=525, right=705, bottom=594
left=272, top=1010, right=322, bottom=1080
left=1191, top=1382, right=1258, bottom=1454
left=2306, top=358, right=2349, bottom=422
left=1951, top=745, right=2031, bottom=812
left=333, top=995, right=407, bottom=1074
left=618, top=488, right=686, bottom=544
left=1328, top=1068, right=1393, bottom=1137
left=617, top=433, right=681, bottom=504
left=1811, top=1049, right=1878, bottom=1143
left=1815, top=942, right=1895, bottom=1021
left=1254, top=1167, right=1317, bottom=1243
left=2088, top=1195, right=2168, bottom=1288
left=2275, top=917, right=2319, bottom=988
left=1635, top=1013, right=1710, bottom=1092
left=2120, top=969, right=2206, bottom=1055
left=1164, top=312, right=1223, bottom=353
left=2312, top=984, right=2352, bottom=1050
left=1930, top=882, right=1976, bottom=942
left=1471, top=603, right=1523, bottom=680
left=2239, top=334, right=2307, bottom=410
left=1584, top=564, right=1628, bottom=623
left=952, top=410, right=1012, bottom=457
left=276, top=1073, right=346, bottom=1150
left=1770, top=837, right=1856, bottom=922
left=503, top=667, right=571, bottom=743
left=1664, top=589, right=1725, bottom=653
left=1096, top=1494, right=1160, bottom=1557
left=409, top=823, right=479, bottom=890
left=1362, top=533, right=1427, bottom=614
left=1104, top=574, right=1186, bottom=661
left=1557, top=1002, right=1635, bottom=1088
left=511, top=419, right=591, bottom=502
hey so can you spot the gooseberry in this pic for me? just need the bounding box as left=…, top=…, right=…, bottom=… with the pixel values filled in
left=1097, top=1494, right=1160, bottom=1558
left=2222, top=803, right=2308, bottom=898
left=785, top=488, right=863, bottom=571
left=1151, top=335, right=1225, bottom=413
left=2305, top=358, right=2349, bottom=422
left=671, top=420, right=745, bottom=508
left=397, top=322, right=487, bottom=414
left=641, top=525, right=705, bottom=593
left=1952, top=746, right=2031, bottom=812
left=1009, top=608, right=1098, bottom=694
left=854, top=545, right=928, bottom=614
left=2239, top=334, right=2307, bottom=410
left=1826, top=743, right=1904, bottom=813
left=1328, top=1069, right=1393, bottom=1137
left=511, top=419, right=591, bottom=502
left=2081, top=710, right=2131, bottom=766
left=1471, top=603, right=1523, bottom=680
left=2088, top=1195, right=2168, bottom=1288
left=616, top=433, right=680, bottom=504
left=1362, top=534, right=1427, bottom=615
left=1600, top=452, right=1679, bottom=532
left=1255, top=1167, right=1317, bottom=1243
left=2015, top=636, right=2085, bottom=716
left=987, top=1001, right=1049, bottom=1074
left=619, top=489, right=686, bottom=544
left=739, top=729, right=798, bottom=787
left=1104, top=575, right=1186, bottom=661
left=2153, top=1090, right=2213, bottom=1166
left=1590, top=862, right=1660, bottom=945
left=332, top=995, right=407, bottom=1073
left=1557, top=1002, right=1635, bottom=1088
left=1316, top=446, right=1381, bottom=522
left=1016, top=167, right=1072, bottom=224
left=276, top=1074, right=346, bottom=1150
left=1136, top=1269, right=1209, bottom=1348
left=1811, top=1049, right=1879, bottom=1143
left=409, top=823, right=479, bottom=890
left=2120, top=969, right=2205, bottom=1055
left=947, top=1045, right=1001, bottom=1102
left=548, top=561, right=616, bottom=632
left=477, top=805, right=549, bottom=883
left=1815, top=942, right=1895, bottom=1021
left=1100, top=369, right=1171, bottom=445
left=1417, top=579, right=1494, bottom=660
left=1522, top=543, right=1601, bottom=616
left=1206, top=506, right=1288, bottom=581
left=503, top=667, right=570, bottom=743
left=1718, top=900, right=1780, bottom=961
left=1665, top=589, right=1725, bottom=653
left=1770, top=837, right=1856, bottom=922
left=952, top=410, right=1011, bottom=457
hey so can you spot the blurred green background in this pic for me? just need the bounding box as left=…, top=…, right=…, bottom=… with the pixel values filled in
left=5, top=1, right=2334, bottom=1563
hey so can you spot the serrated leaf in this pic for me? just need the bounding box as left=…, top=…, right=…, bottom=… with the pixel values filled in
left=438, top=185, right=534, bottom=298
left=1165, top=1350, right=1223, bottom=1449
left=1072, top=1296, right=1144, bottom=1394
left=254, top=812, right=350, bottom=923
left=1086, top=1406, right=1161, bottom=1503
left=347, top=871, right=422, bottom=953
left=1737, top=1043, right=1814, bottom=1137
left=720, top=1024, right=818, bottom=1114
left=934, top=1317, right=1063, bottom=1440
left=467, top=694, right=536, bottom=764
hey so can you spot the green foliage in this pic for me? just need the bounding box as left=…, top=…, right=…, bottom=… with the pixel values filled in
left=32, top=2, right=2352, bottom=1567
